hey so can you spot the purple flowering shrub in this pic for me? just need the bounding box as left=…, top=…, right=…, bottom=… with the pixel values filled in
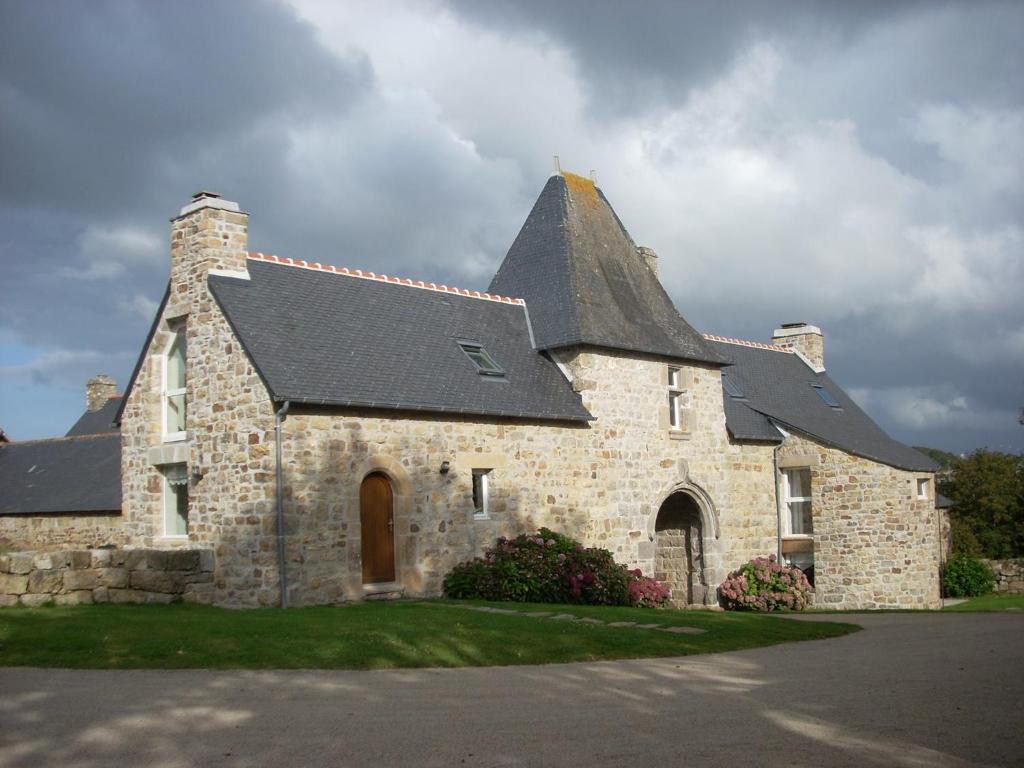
left=443, top=528, right=669, bottom=607
left=718, top=554, right=812, bottom=611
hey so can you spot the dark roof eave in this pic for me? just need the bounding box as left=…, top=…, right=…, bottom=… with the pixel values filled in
left=763, top=415, right=939, bottom=472
left=275, top=394, right=594, bottom=423
left=0, top=508, right=122, bottom=517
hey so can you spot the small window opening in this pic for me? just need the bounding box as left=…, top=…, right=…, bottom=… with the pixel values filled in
left=917, top=478, right=929, bottom=500
left=472, top=469, right=491, bottom=518
left=811, top=383, right=841, bottom=408
left=459, top=342, right=504, bottom=376
left=722, top=373, right=745, bottom=399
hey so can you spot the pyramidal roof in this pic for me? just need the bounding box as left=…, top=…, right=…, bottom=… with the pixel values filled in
left=489, top=172, right=726, bottom=364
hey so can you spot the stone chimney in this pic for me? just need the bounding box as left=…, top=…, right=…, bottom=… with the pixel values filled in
left=86, top=374, right=118, bottom=411
left=636, top=246, right=659, bottom=276
left=772, top=322, right=825, bottom=372
left=170, top=191, right=249, bottom=304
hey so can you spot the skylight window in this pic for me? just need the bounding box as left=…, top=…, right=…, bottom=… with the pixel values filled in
left=811, top=383, right=841, bottom=408
left=458, top=342, right=505, bottom=376
left=722, top=373, right=745, bottom=399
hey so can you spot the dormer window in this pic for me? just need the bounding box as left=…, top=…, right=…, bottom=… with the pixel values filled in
left=162, top=324, right=187, bottom=441
left=459, top=341, right=504, bottom=376
left=811, top=383, right=841, bottom=409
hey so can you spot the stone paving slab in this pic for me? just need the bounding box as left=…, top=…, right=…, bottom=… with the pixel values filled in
left=439, top=602, right=708, bottom=635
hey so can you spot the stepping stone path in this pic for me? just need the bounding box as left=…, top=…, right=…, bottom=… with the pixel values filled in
left=438, top=603, right=707, bottom=635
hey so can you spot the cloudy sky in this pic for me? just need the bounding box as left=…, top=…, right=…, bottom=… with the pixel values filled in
left=1, top=0, right=1021, bottom=453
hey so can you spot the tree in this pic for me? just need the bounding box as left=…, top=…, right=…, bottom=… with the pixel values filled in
left=941, top=450, right=1024, bottom=559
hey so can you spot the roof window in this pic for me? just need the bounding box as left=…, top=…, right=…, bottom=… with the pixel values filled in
left=458, top=342, right=505, bottom=376
left=722, top=372, right=745, bottom=399
left=811, top=383, right=841, bottom=408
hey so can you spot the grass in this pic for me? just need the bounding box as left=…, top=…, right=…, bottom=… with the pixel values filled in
left=943, top=593, right=1024, bottom=612
left=0, top=600, right=859, bottom=670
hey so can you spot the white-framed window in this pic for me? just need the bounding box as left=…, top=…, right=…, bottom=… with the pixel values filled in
left=917, top=477, right=930, bottom=500
left=162, top=464, right=189, bottom=538
left=782, top=468, right=813, bottom=536
left=162, top=324, right=187, bottom=441
left=667, top=366, right=687, bottom=430
left=472, top=469, right=491, bottom=518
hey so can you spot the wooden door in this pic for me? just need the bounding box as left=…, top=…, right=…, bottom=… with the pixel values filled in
left=360, top=473, right=396, bottom=584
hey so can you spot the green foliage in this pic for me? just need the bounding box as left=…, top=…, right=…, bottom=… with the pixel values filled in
left=913, top=445, right=959, bottom=469
left=443, top=528, right=668, bottom=607
left=718, top=554, right=813, bottom=611
left=942, top=449, right=1024, bottom=558
left=942, top=554, right=996, bottom=597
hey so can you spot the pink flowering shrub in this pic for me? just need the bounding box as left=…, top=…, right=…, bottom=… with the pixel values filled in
left=443, top=528, right=669, bottom=607
left=628, top=569, right=671, bottom=607
left=718, top=555, right=812, bottom=611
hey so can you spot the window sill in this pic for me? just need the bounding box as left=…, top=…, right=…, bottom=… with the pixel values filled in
left=158, top=535, right=190, bottom=545
left=473, top=513, right=490, bottom=521
left=162, top=434, right=187, bottom=444
left=668, top=429, right=691, bottom=441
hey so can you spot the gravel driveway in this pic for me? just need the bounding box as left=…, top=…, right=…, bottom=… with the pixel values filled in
left=1, top=612, right=1021, bottom=767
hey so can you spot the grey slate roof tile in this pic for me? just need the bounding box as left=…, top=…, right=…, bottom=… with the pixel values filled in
left=66, top=398, right=121, bottom=437
left=208, top=261, right=593, bottom=422
left=489, top=174, right=726, bottom=364
left=0, top=434, right=121, bottom=515
left=710, top=340, right=938, bottom=472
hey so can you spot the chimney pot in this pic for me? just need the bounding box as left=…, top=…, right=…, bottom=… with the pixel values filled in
left=86, top=374, right=118, bottom=412
left=772, top=323, right=825, bottom=371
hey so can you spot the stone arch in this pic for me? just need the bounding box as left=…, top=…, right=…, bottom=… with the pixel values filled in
left=648, top=481, right=720, bottom=607
left=350, top=455, right=417, bottom=593
left=647, top=480, right=719, bottom=542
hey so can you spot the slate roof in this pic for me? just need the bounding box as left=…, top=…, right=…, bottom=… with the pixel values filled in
left=0, top=434, right=122, bottom=515
left=208, top=259, right=593, bottom=422
left=66, top=397, right=121, bottom=437
left=489, top=174, right=726, bottom=365
left=708, top=339, right=939, bottom=472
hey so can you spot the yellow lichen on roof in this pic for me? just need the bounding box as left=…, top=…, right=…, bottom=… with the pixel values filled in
left=562, top=171, right=599, bottom=207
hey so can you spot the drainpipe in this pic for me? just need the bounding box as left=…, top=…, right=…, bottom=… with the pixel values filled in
left=275, top=400, right=291, bottom=608
left=773, top=442, right=783, bottom=563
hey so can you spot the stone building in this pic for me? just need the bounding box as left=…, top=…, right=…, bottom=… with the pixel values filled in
left=1, top=172, right=943, bottom=609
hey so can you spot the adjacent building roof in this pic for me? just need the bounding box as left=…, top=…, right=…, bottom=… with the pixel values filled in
left=708, top=338, right=938, bottom=472
left=208, top=259, right=593, bottom=422
left=489, top=173, right=726, bottom=365
left=0, top=434, right=122, bottom=515
left=66, top=397, right=121, bottom=437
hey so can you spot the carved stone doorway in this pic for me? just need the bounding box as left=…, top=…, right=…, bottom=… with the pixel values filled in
left=655, top=492, right=708, bottom=606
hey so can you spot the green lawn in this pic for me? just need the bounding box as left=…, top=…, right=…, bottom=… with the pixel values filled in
left=0, top=600, right=858, bottom=670
left=943, top=593, right=1024, bottom=612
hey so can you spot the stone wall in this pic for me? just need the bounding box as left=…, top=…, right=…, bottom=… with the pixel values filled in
left=0, top=548, right=214, bottom=607
left=778, top=433, right=941, bottom=610
left=984, top=559, right=1024, bottom=594
left=0, top=513, right=128, bottom=551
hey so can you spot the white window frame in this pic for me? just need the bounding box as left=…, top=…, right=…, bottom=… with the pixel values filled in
left=162, top=464, right=189, bottom=539
left=667, top=366, right=686, bottom=431
left=472, top=469, right=491, bottom=519
left=781, top=468, right=813, bottom=537
left=161, top=325, right=187, bottom=442
left=916, top=477, right=930, bottom=500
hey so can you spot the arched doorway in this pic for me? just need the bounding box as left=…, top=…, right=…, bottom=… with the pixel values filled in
left=655, top=492, right=707, bottom=606
left=360, top=473, right=396, bottom=584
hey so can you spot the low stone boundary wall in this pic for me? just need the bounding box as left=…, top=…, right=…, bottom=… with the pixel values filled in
left=984, top=559, right=1024, bottom=594
left=0, top=549, right=215, bottom=607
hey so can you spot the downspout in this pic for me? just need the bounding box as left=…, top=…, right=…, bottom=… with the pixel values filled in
left=773, top=442, right=783, bottom=563
left=275, top=400, right=291, bottom=608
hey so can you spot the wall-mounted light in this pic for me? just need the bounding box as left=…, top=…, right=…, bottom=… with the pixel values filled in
left=191, top=466, right=204, bottom=483
left=439, top=461, right=450, bottom=475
